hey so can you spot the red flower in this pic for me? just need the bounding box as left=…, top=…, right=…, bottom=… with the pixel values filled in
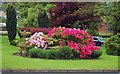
left=60, top=41, right=65, bottom=47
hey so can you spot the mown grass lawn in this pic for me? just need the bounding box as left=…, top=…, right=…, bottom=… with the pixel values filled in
left=1, top=36, right=119, bottom=70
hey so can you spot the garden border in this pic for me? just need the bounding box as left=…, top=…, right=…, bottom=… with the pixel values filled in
left=2, top=69, right=120, bottom=72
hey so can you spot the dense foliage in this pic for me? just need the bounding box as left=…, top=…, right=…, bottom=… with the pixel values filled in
left=6, top=4, right=17, bottom=44
left=28, top=47, right=73, bottom=59
left=49, top=2, right=100, bottom=30
left=95, top=2, right=120, bottom=35
left=38, top=10, right=50, bottom=27
left=17, top=38, right=31, bottom=56
left=29, top=46, right=102, bottom=59
left=47, top=27, right=100, bottom=58
left=16, top=27, right=101, bottom=59
left=4, top=2, right=55, bottom=27
left=105, top=35, right=120, bottom=56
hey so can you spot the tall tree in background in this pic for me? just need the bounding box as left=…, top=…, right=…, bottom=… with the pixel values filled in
left=48, top=2, right=79, bottom=28
left=6, top=4, right=17, bottom=44
left=48, top=2, right=100, bottom=29
left=4, top=2, right=55, bottom=27
left=38, top=10, right=49, bottom=27
left=95, top=2, right=120, bottom=35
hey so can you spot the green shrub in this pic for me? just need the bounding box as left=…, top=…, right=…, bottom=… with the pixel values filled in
left=59, top=46, right=74, bottom=59
left=105, top=35, right=120, bottom=56
left=44, top=50, right=61, bottom=59
left=114, top=38, right=120, bottom=44
left=89, top=50, right=102, bottom=59
left=29, top=48, right=45, bottom=58
left=106, top=43, right=120, bottom=56
left=87, top=29, right=99, bottom=36
left=29, top=48, right=61, bottom=59
left=28, top=46, right=102, bottom=59
left=17, top=38, right=31, bottom=56
left=116, top=44, right=120, bottom=56
left=20, top=30, right=31, bottom=38
left=110, top=35, right=119, bottom=41
left=28, top=46, right=76, bottom=59
left=11, top=39, right=18, bottom=46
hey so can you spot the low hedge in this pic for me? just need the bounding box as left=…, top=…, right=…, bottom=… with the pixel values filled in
left=28, top=46, right=102, bottom=59
left=88, top=50, right=102, bottom=59
left=29, top=46, right=74, bottom=59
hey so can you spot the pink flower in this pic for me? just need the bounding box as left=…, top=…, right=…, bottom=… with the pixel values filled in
left=68, top=41, right=73, bottom=48
left=60, top=41, right=65, bottom=47
left=29, top=32, right=48, bottom=49
left=73, top=43, right=80, bottom=50
left=48, top=27, right=100, bottom=59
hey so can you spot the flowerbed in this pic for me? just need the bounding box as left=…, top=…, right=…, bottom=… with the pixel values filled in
left=15, top=27, right=102, bottom=59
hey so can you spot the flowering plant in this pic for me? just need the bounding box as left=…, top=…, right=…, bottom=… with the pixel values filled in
left=28, top=32, right=48, bottom=49
left=48, top=27, right=100, bottom=58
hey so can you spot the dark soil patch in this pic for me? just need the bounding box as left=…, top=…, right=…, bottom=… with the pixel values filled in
left=13, top=52, right=28, bottom=57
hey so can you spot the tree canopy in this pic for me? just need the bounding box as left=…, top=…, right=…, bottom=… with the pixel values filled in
left=4, top=2, right=55, bottom=27
left=48, top=2, right=101, bottom=31
left=94, top=2, right=120, bottom=35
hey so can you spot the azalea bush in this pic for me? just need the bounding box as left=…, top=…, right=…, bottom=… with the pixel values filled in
left=17, top=38, right=31, bottom=56
left=48, top=27, right=100, bottom=59
left=28, top=32, right=48, bottom=49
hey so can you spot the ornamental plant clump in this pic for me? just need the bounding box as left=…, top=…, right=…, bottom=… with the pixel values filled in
left=48, top=27, right=100, bottom=58
left=28, top=32, right=48, bottom=49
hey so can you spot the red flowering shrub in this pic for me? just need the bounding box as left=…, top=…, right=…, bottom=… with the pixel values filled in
left=30, top=27, right=52, bottom=35
left=48, top=27, right=100, bottom=59
left=21, top=27, right=30, bottom=32
left=20, top=27, right=52, bottom=35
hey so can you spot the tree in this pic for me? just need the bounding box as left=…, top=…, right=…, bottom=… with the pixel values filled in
left=4, top=2, right=55, bottom=27
left=16, top=2, right=55, bottom=27
left=38, top=10, right=50, bottom=27
left=48, top=2, right=100, bottom=29
left=6, top=4, right=17, bottom=44
left=48, top=2, right=79, bottom=28
left=95, top=2, right=120, bottom=35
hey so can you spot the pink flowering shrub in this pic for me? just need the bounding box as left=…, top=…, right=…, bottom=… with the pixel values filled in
left=28, top=32, right=48, bottom=49
left=48, top=27, right=100, bottom=59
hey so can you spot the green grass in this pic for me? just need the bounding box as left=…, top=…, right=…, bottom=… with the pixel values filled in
left=1, top=36, right=119, bottom=70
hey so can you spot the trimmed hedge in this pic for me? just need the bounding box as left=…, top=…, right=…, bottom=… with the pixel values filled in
left=28, top=46, right=102, bottom=59
left=29, top=48, right=61, bottom=59
left=89, top=50, right=102, bottom=59
left=59, top=46, right=74, bottom=59
left=28, top=46, right=73, bottom=59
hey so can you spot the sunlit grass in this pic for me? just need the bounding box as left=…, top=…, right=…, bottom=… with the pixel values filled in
left=2, top=36, right=119, bottom=70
